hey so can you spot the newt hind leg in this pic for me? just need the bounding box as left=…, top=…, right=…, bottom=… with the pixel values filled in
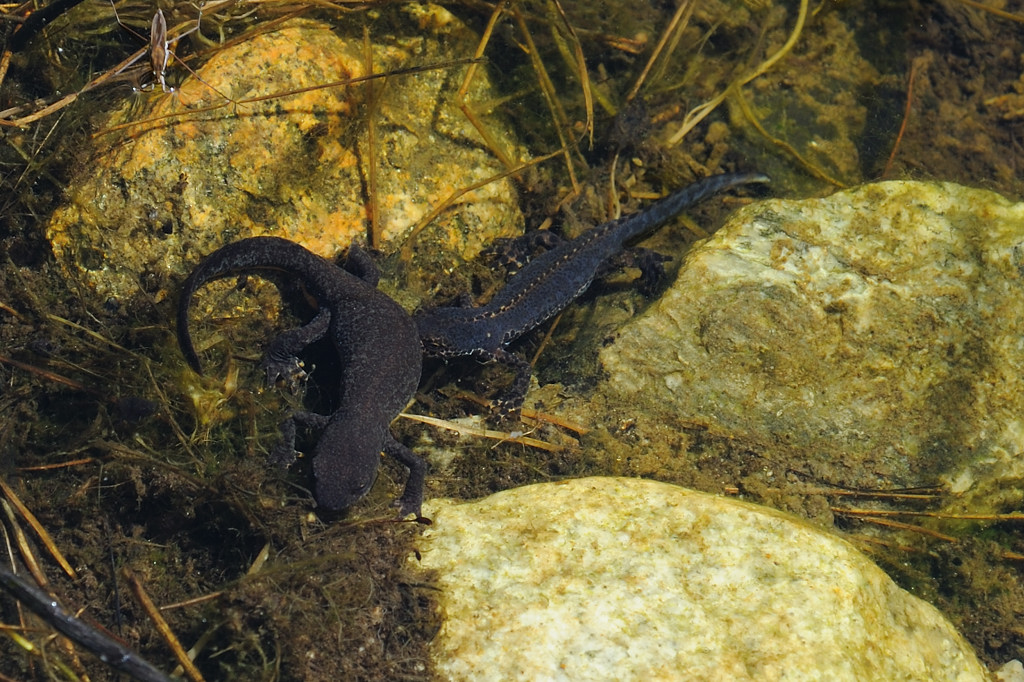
left=268, top=410, right=330, bottom=469
left=596, top=247, right=672, bottom=296
left=489, top=347, right=532, bottom=422
left=485, top=230, right=565, bottom=274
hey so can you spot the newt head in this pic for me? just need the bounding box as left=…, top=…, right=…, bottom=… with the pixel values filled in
left=311, top=422, right=385, bottom=511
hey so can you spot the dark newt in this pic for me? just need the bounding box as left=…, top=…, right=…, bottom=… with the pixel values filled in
left=177, top=236, right=426, bottom=517
left=413, top=171, right=769, bottom=415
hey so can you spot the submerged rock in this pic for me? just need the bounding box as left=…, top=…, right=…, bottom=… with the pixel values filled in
left=600, top=180, right=1024, bottom=509
left=413, top=477, right=987, bottom=681
left=47, top=7, right=522, bottom=306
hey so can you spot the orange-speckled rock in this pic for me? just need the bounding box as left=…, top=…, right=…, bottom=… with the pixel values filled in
left=47, top=6, right=523, bottom=306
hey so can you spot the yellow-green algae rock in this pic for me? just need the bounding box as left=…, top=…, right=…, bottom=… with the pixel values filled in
left=414, top=477, right=986, bottom=681
left=600, top=181, right=1024, bottom=510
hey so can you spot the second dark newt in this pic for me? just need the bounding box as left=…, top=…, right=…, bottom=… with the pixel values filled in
left=413, top=172, right=768, bottom=415
left=177, top=236, right=426, bottom=516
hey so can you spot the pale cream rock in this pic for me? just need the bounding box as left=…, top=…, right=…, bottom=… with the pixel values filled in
left=600, top=181, right=1024, bottom=508
left=415, top=477, right=987, bottom=682
left=996, top=660, right=1024, bottom=682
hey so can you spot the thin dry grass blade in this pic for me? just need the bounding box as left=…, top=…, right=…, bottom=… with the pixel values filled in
left=0, top=479, right=76, bottom=579
left=399, top=146, right=564, bottom=262
left=125, top=569, right=205, bottom=682
left=457, top=0, right=516, bottom=169
left=512, top=4, right=581, bottom=193
left=546, top=0, right=592, bottom=145
left=400, top=413, right=564, bottom=452
left=626, top=0, right=696, bottom=103
left=733, top=87, right=845, bottom=187
left=667, top=0, right=808, bottom=146
left=0, top=500, right=48, bottom=587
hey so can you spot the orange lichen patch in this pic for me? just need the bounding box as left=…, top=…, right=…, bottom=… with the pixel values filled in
left=46, top=12, right=523, bottom=309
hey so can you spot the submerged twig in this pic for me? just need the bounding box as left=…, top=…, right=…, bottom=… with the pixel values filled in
left=833, top=511, right=959, bottom=542
left=0, top=353, right=98, bottom=395
left=362, top=25, right=382, bottom=249
left=0, top=566, right=174, bottom=682
left=833, top=507, right=1024, bottom=522
left=882, top=56, right=925, bottom=178
left=448, top=391, right=589, bottom=435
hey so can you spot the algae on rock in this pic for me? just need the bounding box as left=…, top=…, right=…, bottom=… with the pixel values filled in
left=600, top=180, right=1024, bottom=510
